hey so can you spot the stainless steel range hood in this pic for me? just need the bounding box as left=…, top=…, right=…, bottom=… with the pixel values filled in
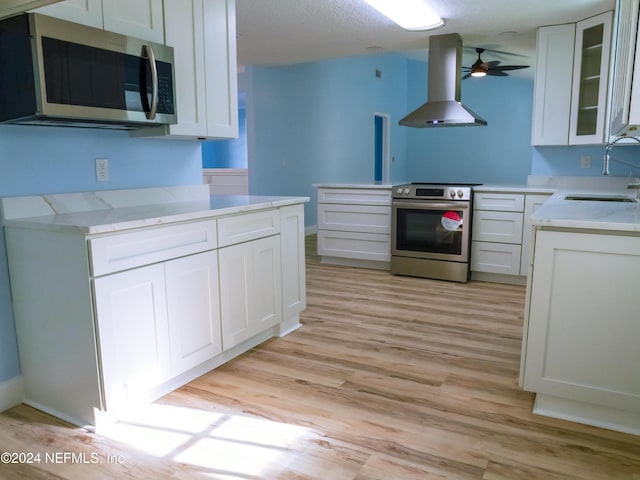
left=400, top=33, right=487, bottom=128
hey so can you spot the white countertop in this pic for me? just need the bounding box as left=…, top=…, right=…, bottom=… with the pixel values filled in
left=0, top=185, right=309, bottom=235
left=313, top=183, right=395, bottom=189
left=530, top=188, right=640, bottom=233
left=474, top=184, right=556, bottom=194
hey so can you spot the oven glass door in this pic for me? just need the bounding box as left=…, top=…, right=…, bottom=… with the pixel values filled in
left=392, top=200, right=470, bottom=261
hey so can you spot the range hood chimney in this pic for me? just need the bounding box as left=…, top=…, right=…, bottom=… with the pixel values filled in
left=400, top=33, right=487, bottom=128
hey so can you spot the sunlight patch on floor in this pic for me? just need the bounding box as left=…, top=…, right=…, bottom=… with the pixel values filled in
left=100, top=403, right=311, bottom=477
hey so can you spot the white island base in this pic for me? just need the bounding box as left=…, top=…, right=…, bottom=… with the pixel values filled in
left=1, top=185, right=308, bottom=431
left=533, top=394, right=640, bottom=437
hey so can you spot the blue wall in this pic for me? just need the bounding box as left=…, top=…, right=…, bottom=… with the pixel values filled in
left=202, top=106, right=248, bottom=168
left=404, top=59, right=534, bottom=184
left=243, top=52, right=640, bottom=223
left=0, top=126, right=202, bottom=383
left=247, top=55, right=410, bottom=226
left=244, top=54, right=538, bottom=226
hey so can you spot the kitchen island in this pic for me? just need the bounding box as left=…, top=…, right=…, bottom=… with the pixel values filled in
left=519, top=188, right=640, bottom=435
left=0, top=185, right=309, bottom=429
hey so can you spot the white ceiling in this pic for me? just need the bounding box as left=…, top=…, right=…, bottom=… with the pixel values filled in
left=236, top=0, right=615, bottom=77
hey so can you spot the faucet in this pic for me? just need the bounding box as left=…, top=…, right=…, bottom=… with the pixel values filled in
left=602, top=136, right=640, bottom=175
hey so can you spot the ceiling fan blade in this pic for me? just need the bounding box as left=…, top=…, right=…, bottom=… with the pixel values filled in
left=486, top=70, right=509, bottom=76
left=463, top=45, right=529, bottom=58
left=485, top=60, right=501, bottom=69
left=490, top=65, right=529, bottom=71
left=462, top=73, right=473, bottom=80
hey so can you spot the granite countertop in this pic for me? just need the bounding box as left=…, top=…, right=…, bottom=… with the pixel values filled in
left=0, top=185, right=309, bottom=235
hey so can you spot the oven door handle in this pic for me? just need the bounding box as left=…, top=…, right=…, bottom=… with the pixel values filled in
left=392, top=200, right=469, bottom=210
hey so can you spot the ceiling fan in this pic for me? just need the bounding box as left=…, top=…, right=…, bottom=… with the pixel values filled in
left=462, top=47, right=529, bottom=79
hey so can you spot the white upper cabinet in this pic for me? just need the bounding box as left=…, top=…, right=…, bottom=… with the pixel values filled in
left=0, top=0, right=60, bottom=20
left=102, top=0, right=164, bottom=43
left=32, top=0, right=102, bottom=28
left=532, top=11, right=613, bottom=145
left=32, top=0, right=164, bottom=43
left=531, top=24, right=575, bottom=146
left=138, top=0, right=239, bottom=139
left=609, top=0, right=640, bottom=137
left=569, top=11, right=613, bottom=144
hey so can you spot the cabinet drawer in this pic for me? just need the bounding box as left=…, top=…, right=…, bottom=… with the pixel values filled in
left=317, top=230, right=390, bottom=262
left=471, top=241, right=522, bottom=275
left=89, top=220, right=218, bottom=277
left=474, top=193, right=525, bottom=212
left=318, top=204, right=391, bottom=234
left=217, top=209, right=280, bottom=247
left=317, top=188, right=392, bottom=206
left=472, top=211, right=524, bottom=244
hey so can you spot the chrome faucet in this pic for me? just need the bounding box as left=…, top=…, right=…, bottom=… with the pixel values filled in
left=602, top=136, right=640, bottom=175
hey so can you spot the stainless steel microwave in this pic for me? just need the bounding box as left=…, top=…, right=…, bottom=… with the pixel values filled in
left=0, top=13, right=177, bottom=129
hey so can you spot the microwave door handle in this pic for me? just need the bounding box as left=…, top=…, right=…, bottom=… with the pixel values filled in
left=142, top=45, right=159, bottom=120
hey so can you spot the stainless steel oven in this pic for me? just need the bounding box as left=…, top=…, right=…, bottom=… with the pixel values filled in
left=391, top=183, right=477, bottom=283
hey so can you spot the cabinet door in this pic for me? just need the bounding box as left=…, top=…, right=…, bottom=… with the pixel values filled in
left=280, top=204, right=306, bottom=319
left=569, top=11, right=613, bottom=145
left=531, top=24, right=575, bottom=146
left=165, top=251, right=222, bottom=377
left=203, top=0, right=238, bottom=138
left=520, top=194, right=551, bottom=276
left=162, top=0, right=208, bottom=137
left=32, top=0, right=102, bottom=28
left=471, top=241, right=522, bottom=276
left=102, top=0, right=163, bottom=43
left=523, top=230, right=640, bottom=412
left=219, top=235, right=282, bottom=350
left=93, top=264, right=171, bottom=411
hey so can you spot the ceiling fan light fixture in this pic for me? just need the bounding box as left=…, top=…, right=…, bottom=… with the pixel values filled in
left=471, top=68, right=487, bottom=77
left=362, top=0, right=444, bottom=31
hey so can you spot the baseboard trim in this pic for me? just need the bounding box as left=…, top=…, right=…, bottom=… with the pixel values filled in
left=305, top=225, right=317, bottom=236
left=0, top=376, right=24, bottom=412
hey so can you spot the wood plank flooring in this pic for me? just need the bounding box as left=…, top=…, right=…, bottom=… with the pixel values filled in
left=1, top=235, right=639, bottom=479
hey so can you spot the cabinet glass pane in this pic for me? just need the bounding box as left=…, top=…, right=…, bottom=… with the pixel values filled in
left=576, top=23, right=604, bottom=136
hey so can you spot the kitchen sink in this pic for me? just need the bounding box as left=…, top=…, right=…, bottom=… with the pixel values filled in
left=564, top=194, right=637, bottom=203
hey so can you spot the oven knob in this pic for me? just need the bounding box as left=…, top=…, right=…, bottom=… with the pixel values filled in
left=396, top=187, right=404, bottom=194
left=402, top=188, right=409, bottom=195
left=457, top=189, right=464, bottom=198
left=449, top=190, right=456, bottom=198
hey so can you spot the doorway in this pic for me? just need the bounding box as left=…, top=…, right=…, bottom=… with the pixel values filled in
left=374, top=113, right=390, bottom=183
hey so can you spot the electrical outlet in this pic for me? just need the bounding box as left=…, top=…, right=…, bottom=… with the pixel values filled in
left=95, top=158, right=109, bottom=181
left=581, top=155, right=591, bottom=169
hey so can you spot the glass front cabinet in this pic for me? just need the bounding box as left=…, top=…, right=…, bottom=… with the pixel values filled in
left=569, top=11, right=613, bottom=144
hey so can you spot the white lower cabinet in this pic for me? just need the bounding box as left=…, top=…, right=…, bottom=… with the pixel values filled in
left=522, top=229, right=640, bottom=425
left=165, top=251, right=222, bottom=377
left=4, top=200, right=305, bottom=428
left=280, top=204, right=306, bottom=320
left=219, top=235, right=282, bottom=349
left=520, top=194, right=552, bottom=276
left=471, top=193, right=525, bottom=278
left=93, top=263, right=172, bottom=411
left=316, top=187, right=392, bottom=267
left=471, top=191, right=551, bottom=281
left=471, top=241, right=522, bottom=276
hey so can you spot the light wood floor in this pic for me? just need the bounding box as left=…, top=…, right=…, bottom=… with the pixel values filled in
left=1, top=235, right=639, bottom=479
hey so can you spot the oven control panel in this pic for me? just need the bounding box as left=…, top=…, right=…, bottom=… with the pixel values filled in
left=393, top=184, right=474, bottom=201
